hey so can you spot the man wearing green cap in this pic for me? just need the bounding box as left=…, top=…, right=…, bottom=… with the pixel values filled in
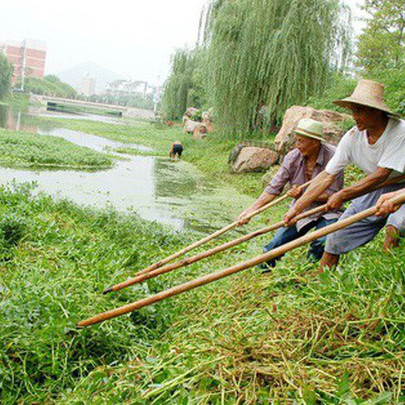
left=283, top=79, right=405, bottom=270
left=238, top=118, right=344, bottom=269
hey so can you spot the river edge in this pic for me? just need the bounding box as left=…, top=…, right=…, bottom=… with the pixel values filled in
left=0, top=109, right=259, bottom=234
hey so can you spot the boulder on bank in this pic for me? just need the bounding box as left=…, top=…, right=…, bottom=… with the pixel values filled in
left=182, top=115, right=189, bottom=126
left=274, top=106, right=352, bottom=155
left=193, top=124, right=207, bottom=140
left=183, top=117, right=207, bottom=135
left=228, top=144, right=246, bottom=165
left=262, top=167, right=282, bottom=188
left=231, top=146, right=279, bottom=173
left=185, top=107, right=199, bottom=118
left=182, top=107, right=214, bottom=137
left=202, top=108, right=214, bottom=132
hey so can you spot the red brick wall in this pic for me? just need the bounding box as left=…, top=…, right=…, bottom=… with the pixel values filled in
left=25, top=49, right=46, bottom=59
left=6, top=55, right=20, bottom=64
left=30, top=69, right=44, bottom=78
left=5, top=44, right=46, bottom=83
left=26, top=57, right=45, bottom=69
left=6, top=46, right=20, bottom=57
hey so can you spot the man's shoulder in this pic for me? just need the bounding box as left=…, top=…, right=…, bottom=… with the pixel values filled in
left=388, top=118, right=405, bottom=137
left=284, top=148, right=302, bottom=159
left=336, top=127, right=358, bottom=148
left=321, top=142, right=336, bottom=154
left=281, top=148, right=302, bottom=168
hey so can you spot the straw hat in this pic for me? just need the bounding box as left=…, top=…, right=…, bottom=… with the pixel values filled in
left=293, top=118, right=324, bottom=142
left=333, top=79, right=399, bottom=118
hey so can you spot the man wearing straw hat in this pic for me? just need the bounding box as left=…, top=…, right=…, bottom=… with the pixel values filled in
left=238, top=118, right=344, bottom=269
left=284, top=79, right=405, bottom=269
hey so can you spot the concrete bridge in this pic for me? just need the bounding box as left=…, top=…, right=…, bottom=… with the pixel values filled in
left=30, top=94, right=155, bottom=120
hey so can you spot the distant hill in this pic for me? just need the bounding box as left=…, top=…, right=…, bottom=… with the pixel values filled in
left=57, top=61, right=123, bottom=94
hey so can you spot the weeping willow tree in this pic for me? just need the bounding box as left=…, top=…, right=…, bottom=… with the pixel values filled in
left=201, top=0, right=352, bottom=136
left=161, top=48, right=208, bottom=120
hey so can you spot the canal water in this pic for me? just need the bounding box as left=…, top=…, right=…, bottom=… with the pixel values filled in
left=0, top=105, right=253, bottom=234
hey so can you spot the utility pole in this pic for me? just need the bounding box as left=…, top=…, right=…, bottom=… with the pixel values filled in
left=20, top=40, right=27, bottom=92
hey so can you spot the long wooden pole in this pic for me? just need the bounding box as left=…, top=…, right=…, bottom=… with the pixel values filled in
left=105, top=205, right=326, bottom=291
left=77, top=191, right=405, bottom=327
left=102, top=180, right=312, bottom=294
left=103, top=174, right=405, bottom=294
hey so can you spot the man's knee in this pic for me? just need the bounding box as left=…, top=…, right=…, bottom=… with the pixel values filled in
left=263, top=238, right=278, bottom=253
left=386, top=206, right=405, bottom=231
left=325, top=231, right=348, bottom=256
left=264, top=227, right=296, bottom=252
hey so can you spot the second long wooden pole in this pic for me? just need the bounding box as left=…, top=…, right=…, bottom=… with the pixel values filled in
left=103, top=175, right=405, bottom=294
left=77, top=190, right=405, bottom=327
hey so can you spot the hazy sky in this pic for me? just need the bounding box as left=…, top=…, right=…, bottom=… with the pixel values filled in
left=0, top=0, right=364, bottom=85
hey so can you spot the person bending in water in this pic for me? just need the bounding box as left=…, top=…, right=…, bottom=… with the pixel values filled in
left=169, top=141, right=183, bottom=160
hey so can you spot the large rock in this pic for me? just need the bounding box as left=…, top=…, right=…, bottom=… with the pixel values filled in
left=262, top=169, right=276, bottom=188
left=182, top=115, right=189, bottom=126
left=274, top=106, right=352, bottom=155
left=231, top=147, right=279, bottom=173
left=202, top=108, right=214, bottom=132
left=192, top=124, right=207, bottom=140
left=183, top=117, right=206, bottom=134
left=228, top=144, right=246, bottom=165
left=185, top=107, right=199, bottom=118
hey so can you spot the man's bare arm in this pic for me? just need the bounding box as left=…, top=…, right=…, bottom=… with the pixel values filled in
left=283, top=171, right=335, bottom=225
left=315, top=192, right=333, bottom=203
left=238, top=191, right=277, bottom=225
left=326, top=167, right=392, bottom=211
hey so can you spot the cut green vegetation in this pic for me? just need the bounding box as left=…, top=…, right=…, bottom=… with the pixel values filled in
left=1, top=179, right=404, bottom=403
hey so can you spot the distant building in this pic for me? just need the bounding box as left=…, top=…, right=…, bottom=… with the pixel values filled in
left=0, top=39, right=47, bottom=85
left=80, top=73, right=96, bottom=96
left=104, top=79, right=155, bottom=97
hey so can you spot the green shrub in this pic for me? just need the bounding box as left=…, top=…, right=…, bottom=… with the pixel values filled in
left=20, top=75, right=77, bottom=98
left=0, top=212, right=27, bottom=247
left=0, top=53, right=13, bottom=99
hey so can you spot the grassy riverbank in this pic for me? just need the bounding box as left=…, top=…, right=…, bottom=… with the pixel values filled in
left=1, top=116, right=404, bottom=403
left=0, top=128, right=112, bottom=169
